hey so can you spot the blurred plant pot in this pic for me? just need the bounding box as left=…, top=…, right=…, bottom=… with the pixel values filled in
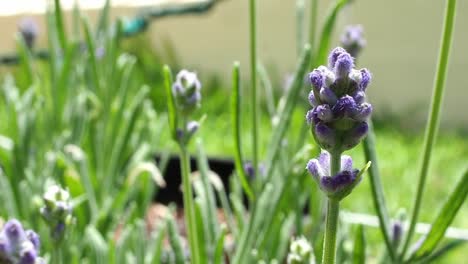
left=154, top=154, right=235, bottom=206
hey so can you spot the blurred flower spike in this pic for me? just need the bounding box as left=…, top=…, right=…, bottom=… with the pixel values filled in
left=340, top=25, right=366, bottom=58
left=0, top=219, right=44, bottom=264
left=40, top=185, right=74, bottom=242
left=18, top=18, right=39, bottom=49
left=172, top=70, right=202, bottom=114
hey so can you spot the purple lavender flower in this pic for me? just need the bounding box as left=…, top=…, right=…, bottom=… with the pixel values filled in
left=0, top=219, right=43, bottom=264
left=172, top=70, right=202, bottom=113
left=306, top=151, right=363, bottom=199
left=306, top=47, right=372, bottom=152
left=18, top=18, right=39, bottom=49
left=340, top=25, right=366, bottom=58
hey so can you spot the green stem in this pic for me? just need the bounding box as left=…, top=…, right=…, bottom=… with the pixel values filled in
left=179, top=144, right=201, bottom=264
left=400, top=0, right=457, bottom=259
left=52, top=242, right=63, bottom=264
left=309, top=0, right=318, bottom=50
left=322, top=152, right=341, bottom=264
left=322, top=199, right=340, bottom=264
left=249, top=0, right=259, bottom=182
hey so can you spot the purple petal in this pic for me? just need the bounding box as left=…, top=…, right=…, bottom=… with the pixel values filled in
left=352, top=103, right=373, bottom=121
left=328, top=47, right=347, bottom=69
left=332, top=95, right=357, bottom=118
left=308, top=90, right=317, bottom=107
left=319, top=87, right=338, bottom=105
left=334, top=53, right=354, bottom=79
left=4, top=219, right=26, bottom=242
left=26, top=230, right=40, bottom=251
left=340, top=155, right=353, bottom=171
left=360, top=68, right=372, bottom=90
left=308, top=69, right=323, bottom=90
left=315, top=105, right=333, bottom=122
left=306, top=159, right=324, bottom=179
left=353, top=91, right=366, bottom=104
left=318, top=151, right=331, bottom=174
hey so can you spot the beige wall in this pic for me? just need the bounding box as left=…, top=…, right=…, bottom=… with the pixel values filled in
left=1, top=0, right=467, bottom=125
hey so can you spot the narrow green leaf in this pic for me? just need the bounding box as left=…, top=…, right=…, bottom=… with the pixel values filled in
left=96, top=0, right=111, bottom=36
left=417, top=240, right=465, bottom=264
left=82, top=17, right=100, bottom=92
left=409, top=169, right=468, bottom=261
left=402, top=0, right=458, bottom=258
left=214, top=227, right=227, bottom=264
left=231, top=62, right=255, bottom=201
left=353, top=225, right=366, bottom=264
left=163, top=65, right=178, bottom=140
left=363, top=120, right=396, bottom=259
left=314, top=0, right=350, bottom=66
left=263, top=44, right=311, bottom=183
left=167, top=213, right=185, bottom=264
left=54, top=0, right=68, bottom=51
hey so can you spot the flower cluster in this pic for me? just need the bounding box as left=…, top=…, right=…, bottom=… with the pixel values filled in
left=306, top=47, right=372, bottom=153
left=40, top=185, right=74, bottom=242
left=306, top=151, right=364, bottom=199
left=0, top=219, right=43, bottom=264
left=340, top=25, right=366, bottom=58
left=172, top=70, right=202, bottom=143
left=287, top=236, right=315, bottom=264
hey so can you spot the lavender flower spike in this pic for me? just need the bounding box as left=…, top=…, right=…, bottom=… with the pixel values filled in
left=40, top=185, right=74, bottom=242
left=306, top=47, right=372, bottom=152
left=0, top=219, right=43, bottom=264
left=18, top=18, right=39, bottom=49
left=306, top=151, right=367, bottom=200
left=172, top=70, right=202, bottom=114
left=340, top=25, right=366, bottom=58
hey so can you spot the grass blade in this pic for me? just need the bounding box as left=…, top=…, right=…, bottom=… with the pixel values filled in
left=54, top=0, right=68, bottom=51
left=401, top=0, right=457, bottom=258
left=263, top=44, right=311, bottom=183
left=408, top=169, right=468, bottom=261
left=352, top=225, right=366, bottom=264
left=417, top=240, right=465, bottom=264
left=362, top=120, right=396, bottom=259
left=231, top=62, right=255, bottom=201
left=314, top=0, right=350, bottom=66
left=163, top=65, right=178, bottom=140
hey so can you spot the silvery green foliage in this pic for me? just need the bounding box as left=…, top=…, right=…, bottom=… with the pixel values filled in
left=287, top=236, right=315, bottom=264
left=40, top=185, right=73, bottom=242
left=0, top=220, right=44, bottom=264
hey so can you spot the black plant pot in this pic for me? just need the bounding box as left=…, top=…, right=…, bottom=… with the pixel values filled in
left=154, top=154, right=235, bottom=206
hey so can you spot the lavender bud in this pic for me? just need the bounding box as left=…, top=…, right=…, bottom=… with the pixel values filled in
left=328, top=47, right=347, bottom=69
left=19, top=242, right=36, bottom=264
left=317, top=66, right=336, bottom=87
left=172, top=70, right=202, bottom=113
left=340, top=25, right=366, bottom=58
left=319, top=87, right=338, bottom=105
left=352, top=103, right=373, bottom=121
left=187, top=121, right=199, bottom=135
left=287, top=236, right=314, bottom=264
left=314, top=123, right=337, bottom=150
left=391, top=220, right=403, bottom=245
left=18, top=18, right=39, bottom=49
left=4, top=219, right=25, bottom=242
left=308, top=69, right=323, bottom=90
left=0, top=235, right=11, bottom=256
left=334, top=53, right=354, bottom=79
left=25, top=230, right=40, bottom=251
left=360, top=69, right=372, bottom=91
left=353, top=91, right=366, bottom=104
left=315, top=105, right=333, bottom=122
left=320, top=170, right=357, bottom=193
left=342, top=122, right=369, bottom=151
left=244, top=162, right=255, bottom=178
left=332, top=95, right=357, bottom=118
left=340, top=155, right=353, bottom=171
left=306, top=159, right=323, bottom=180
left=305, top=110, right=315, bottom=125
left=41, top=185, right=73, bottom=242
left=308, top=90, right=317, bottom=107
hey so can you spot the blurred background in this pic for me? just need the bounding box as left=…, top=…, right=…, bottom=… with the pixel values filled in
left=0, top=0, right=467, bottom=126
